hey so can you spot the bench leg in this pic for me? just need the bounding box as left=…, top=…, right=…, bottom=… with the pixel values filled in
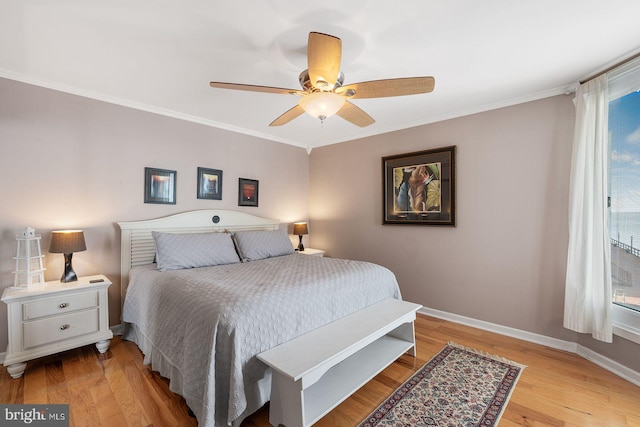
left=389, top=321, right=417, bottom=357
left=270, top=372, right=305, bottom=427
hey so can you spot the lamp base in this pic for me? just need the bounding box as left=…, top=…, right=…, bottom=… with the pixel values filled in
left=61, top=253, right=78, bottom=283
left=298, top=235, right=305, bottom=252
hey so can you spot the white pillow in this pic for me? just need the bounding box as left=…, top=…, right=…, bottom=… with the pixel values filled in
left=152, top=231, right=240, bottom=271
left=232, top=229, right=294, bottom=261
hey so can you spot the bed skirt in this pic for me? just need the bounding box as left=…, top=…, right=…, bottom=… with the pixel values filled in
left=122, top=323, right=271, bottom=427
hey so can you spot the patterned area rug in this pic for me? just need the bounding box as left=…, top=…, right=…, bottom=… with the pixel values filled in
left=359, top=342, right=525, bottom=427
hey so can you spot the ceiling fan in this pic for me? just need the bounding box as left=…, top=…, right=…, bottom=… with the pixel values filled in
left=210, top=32, right=435, bottom=127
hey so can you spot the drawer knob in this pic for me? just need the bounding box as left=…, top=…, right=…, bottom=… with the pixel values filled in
left=58, top=303, right=68, bottom=309
left=60, top=324, right=70, bottom=330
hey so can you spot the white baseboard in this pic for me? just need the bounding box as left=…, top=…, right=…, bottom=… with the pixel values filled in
left=419, top=306, right=640, bottom=388
left=576, top=344, right=640, bottom=387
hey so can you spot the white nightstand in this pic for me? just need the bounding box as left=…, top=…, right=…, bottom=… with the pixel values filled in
left=1, top=275, right=113, bottom=379
left=297, top=248, right=325, bottom=257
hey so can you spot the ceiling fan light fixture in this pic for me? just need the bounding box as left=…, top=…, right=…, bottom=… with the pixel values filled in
left=298, top=91, right=345, bottom=122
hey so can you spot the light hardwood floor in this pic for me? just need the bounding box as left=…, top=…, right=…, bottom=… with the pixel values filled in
left=2, top=315, right=639, bottom=426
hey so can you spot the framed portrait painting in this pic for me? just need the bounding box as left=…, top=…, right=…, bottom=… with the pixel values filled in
left=238, top=178, right=259, bottom=207
left=144, top=167, right=176, bottom=205
left=197, top=167, right=223, bottom=200
left=382, top=146, right=456, bottom=225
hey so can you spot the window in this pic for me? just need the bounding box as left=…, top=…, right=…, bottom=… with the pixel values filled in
left=608, top=56, right=640, bottom=343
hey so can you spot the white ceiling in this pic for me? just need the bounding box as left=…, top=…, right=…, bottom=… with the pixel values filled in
left=2, top=0, right=640, bottom=150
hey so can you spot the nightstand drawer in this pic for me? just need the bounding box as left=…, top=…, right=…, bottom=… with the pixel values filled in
left=23, top=308, right=99, bottom=349
left=23, top=291, right=98, bottom=320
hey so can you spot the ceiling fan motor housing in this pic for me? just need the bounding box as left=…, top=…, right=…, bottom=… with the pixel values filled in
left=299, top=69, right=344, bottom=92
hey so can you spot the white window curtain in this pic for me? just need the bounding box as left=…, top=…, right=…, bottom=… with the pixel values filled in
left=564, top=74, right=612, bottom=343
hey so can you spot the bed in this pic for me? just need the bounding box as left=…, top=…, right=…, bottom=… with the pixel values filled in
left=118, top=210, right=401, bottom=427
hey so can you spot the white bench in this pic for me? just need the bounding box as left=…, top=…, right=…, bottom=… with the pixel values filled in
left=257, top=298, right=422, bottom=427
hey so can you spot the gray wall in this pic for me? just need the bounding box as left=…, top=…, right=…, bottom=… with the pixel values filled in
left=0, top=78, right=310, bottom=351
left=309, top=94, right=640, bottom=373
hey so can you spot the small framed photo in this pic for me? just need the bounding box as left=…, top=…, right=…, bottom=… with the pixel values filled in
left=144, top=167, right=176, bottom=204
left=197, top=167, right=223, bottom=200
left=238, top=178, right=259, bottom=207
left=382, top=146, right=456, bottom=226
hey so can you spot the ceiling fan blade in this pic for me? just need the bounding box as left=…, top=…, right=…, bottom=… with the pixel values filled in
left=269, top=105, right=305, bottom=126
left=210, top=82, right=302, bottom=96
left=336, top=101, right=375, bottom=127
left=337, top=76, right=435, bottom=99
left=307, top=32, right=342, bottom=89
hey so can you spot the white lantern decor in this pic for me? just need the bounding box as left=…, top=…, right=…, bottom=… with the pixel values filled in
left=13, top=227, right=46, bottom=289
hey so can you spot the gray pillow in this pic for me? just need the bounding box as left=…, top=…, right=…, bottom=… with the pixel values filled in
left=152, top=231, right=240, bottom=271
left=233, top=229, right=294, bottom=261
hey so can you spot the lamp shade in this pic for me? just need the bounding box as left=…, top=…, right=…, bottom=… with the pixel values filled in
left=293, top=222, right=309, bottom=236
left=49, top=230, right=86, bottom=254
left=298, top=92, right=345, bottom=120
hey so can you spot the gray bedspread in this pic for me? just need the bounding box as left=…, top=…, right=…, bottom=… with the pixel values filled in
left=122, top=254, right=401, bottom=427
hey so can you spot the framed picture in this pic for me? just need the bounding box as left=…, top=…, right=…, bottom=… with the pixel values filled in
left=382, top=146, right=456, bottom=226
left=238, top=178, right=259, bottom=207
left=197, top=167, right=223, bottom=200
left=144, top=167, right=176, bottom=204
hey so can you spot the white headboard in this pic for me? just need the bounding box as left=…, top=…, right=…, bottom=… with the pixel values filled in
left=117, top=209, right=280, bottom=312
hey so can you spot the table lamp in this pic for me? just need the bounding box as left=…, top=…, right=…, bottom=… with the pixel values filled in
left=293, top=222, right=308, bottom=252
left=49, top=230, right=86, bottom=283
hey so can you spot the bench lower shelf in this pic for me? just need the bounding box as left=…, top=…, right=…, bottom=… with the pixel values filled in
left=301, top=334, right=414, bottom=425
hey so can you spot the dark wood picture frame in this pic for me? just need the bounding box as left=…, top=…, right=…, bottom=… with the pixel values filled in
left=144, top=167, right=176, bottom=205
left=197, top=167, right=223, bottom=200
left=238, top=178, right=259, bottom=207
left=382, top=146, right=456, bottom=226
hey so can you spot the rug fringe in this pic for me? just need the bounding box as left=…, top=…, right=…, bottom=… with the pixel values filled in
left=447, top=341, right=528, bottom=369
